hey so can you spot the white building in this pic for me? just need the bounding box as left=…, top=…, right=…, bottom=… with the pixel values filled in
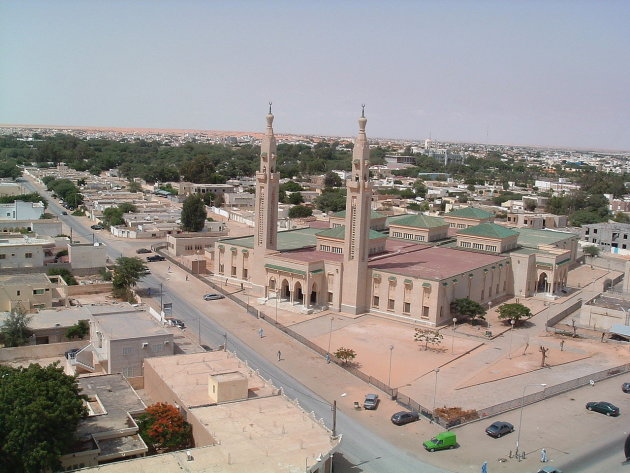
left=0, top=201, right=45, bottom=220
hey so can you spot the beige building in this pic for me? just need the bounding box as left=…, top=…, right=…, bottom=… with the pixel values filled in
left=166, top=227, right=228, bottom=257
left=179, top=182, right=235, bottom=196
left=0, top=219, right=63, bottom=237
left=506, top=212, right=568, bottom=229
left=141, top=351, right=340, bottom=473
left=329, top=209, right=387, bottom=231
left=69, top=242, right=107, bottom=270
left=0, top=273, right=68, bottom=312
left=0, top=234, right=55, bottom=269
left=213, top=110, right=580, bottom=327
left=0, top=181, right=24, bottom=197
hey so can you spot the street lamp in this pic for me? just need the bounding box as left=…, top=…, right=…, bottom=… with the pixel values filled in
left=432, top=368, right=440, bottom=414
left=515, top=383, right=547, bottom=459
left=508, top=319, right=515, bottom=359
left=387, top=345, right=394, bottom=387
left=275, top=290, right=279, bottom=325
left=332, top=393, right=346, bottom=438
left=617, top=305, right=629, bottom=326
left=160, top=282, right=163, bottom=314
left=451, top=317, right=457, bottom=354
left=327, top=317, right=334, bottom=355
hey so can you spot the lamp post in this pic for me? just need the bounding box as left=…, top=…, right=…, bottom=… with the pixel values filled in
left=160, top=282, right=163, bottom=314
left=332, top=393, right=346, bottom=438
left=508, top=318, right=515, bottom=359
left=387, top=345, right=394, bottom=387
left=515, top=383, right=547, bottom=459
left=618, top=305, right=629, bottom=326
left=432, top=368, right=440, bottom=414
left=451, top=317, right=457, bottom=354
left=327, top=317, right=334, bottom=355
left=275, top=290, right=279, bottom=325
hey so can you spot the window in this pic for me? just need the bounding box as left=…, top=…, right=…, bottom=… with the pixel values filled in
left=269, top=278, right=276, bottom=290
left=481, top=289, right=485, bottom=300
left=242, top=268, right=248, bottom=279
left=460, top=241, right=472, bottom=248
left=0, top=254, right=5, bottom=259
left=388, top=299, right=395, bottom=310
left=415, top=235, right=425, bottom=241
left=372, top=296, right=379, bottom=307
left=33, top=289, right=45, bottom=295
left=231, top=266, right=237, bottom=277
left=25, top=253, right=33, bottom=258
left=122, top=367, right=136, bottom=377
left=403, top=302, right=411, bottom=313
left=218, top=264, right=224, bottom=274
left=152, top=344, right=163, bottom=353
left=473, top=243, right=484, bottom=250
left=328, top=292, right=333, bottom=303
left=122, top=346, right=133, bottom=355
left=16, top=290, right=20, bottom=296
left=485, top=245, right=497, bottom=252
left=422, top=306, right=429, bottom=318
left=332, top=246, right=343, bottom=254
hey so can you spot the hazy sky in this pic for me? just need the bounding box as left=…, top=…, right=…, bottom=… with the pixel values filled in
left=1, top=1, right=629, bottom=149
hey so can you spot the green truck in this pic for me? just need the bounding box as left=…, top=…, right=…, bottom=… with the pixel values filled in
left=423, top=431, right=457, bottom=452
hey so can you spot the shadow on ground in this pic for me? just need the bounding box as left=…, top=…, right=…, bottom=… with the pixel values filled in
left=333, top=452, right=365, bottom=472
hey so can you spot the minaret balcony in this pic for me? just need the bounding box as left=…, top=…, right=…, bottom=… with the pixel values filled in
left=256, top=172, right=267, bottom=183
left=347, top=180, right=361, bottom=191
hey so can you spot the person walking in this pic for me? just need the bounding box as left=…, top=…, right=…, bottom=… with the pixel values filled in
left=277, top=350, right=281, bottom=361
left=481, top=461, right=488, bottom=473
left=185, top=274, right=189, bottom=281
left=540, top=448, right=548, bottom=463
left=258, top=328, right=264, bottom=338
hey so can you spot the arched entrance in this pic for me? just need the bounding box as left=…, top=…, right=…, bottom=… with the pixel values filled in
left=294, top=281, right=304, bottom=304
left=537, top=272, right=548, bottom=292
left=281, top=279, right=290, bottom=300
left=310, top=282, right=318, bottom=304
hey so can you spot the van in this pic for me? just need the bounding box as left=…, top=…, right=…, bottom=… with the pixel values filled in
left=423, top=431, right=456, bottom=451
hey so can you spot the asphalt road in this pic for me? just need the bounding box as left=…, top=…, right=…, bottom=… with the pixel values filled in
left=24, top=176, right=447, bottom=473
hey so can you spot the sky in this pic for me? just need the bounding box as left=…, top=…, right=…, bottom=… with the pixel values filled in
left=1, top=0, right=629, bottom=150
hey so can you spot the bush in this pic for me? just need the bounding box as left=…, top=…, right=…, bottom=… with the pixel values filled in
left=47, top=268, right=78, bottom=285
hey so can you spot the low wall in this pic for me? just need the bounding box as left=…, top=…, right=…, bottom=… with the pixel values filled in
left=0, top=340, right=88, bottom=362
left=68, top=283, right=112, bottom=296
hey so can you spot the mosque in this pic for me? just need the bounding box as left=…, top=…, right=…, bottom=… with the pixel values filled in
left=213, top=108, right=578, bottom=327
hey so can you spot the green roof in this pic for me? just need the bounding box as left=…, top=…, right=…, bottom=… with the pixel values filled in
left=514, top=227, right=578, bottom=249
left=218, top=227, right=321, bottom=251
left=264, top=264, right=305, bottom=275
left=332, top=210, right=385, bottom=219
left=446, top=207, right=493, bottom=219
left=389, top=214, right=447, bottom=229
left=316, top=225, right=385, bottom=240
left=458, top=223, right=519, bottom=239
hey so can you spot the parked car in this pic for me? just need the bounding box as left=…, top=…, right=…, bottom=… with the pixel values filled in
left=536, top=468, right=563, bottom=473
left=147, top=255, right=166, bottom=262
left=485, top=421, right=514, bottom=438
left=171, top=319, right=186, bottom=329
left=61, top=211, right=68, bottom=215
left=391, top=411, right=420, bottom=425
left=423, top=431, right=457, bottom=451
left=203, top=293, right=225, bottom=301
left=90, top=224, right=104, bottom=230
left=64, top=348, right=81, bottom=359
left=363, top=394, right=379, bottom=410
left=622, top=382, right=630, bottom=393
left=201, top=344, right=213, bottom=352
left=136, top=248, right=151, bottom=254
left=586, top=401, right=620, bottom=416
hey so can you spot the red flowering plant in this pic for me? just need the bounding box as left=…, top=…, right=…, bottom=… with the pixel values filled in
left=137, top=402, right=193, bottom=453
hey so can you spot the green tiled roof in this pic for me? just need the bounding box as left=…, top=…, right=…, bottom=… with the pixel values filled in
left=389, top=214, right=447, bottom=229
left=446, top=207, right=493, bottom=219
left=514, top=227, right=578, bottom=249
left=264, top=264, right=306, bottom=275
left=316, top=225, right=385, bottom=240
left=332, top=210, right=385, bottom=219
left=218, top=227, right=321, bottom=251
left=458, top=223, right=519, bottom=239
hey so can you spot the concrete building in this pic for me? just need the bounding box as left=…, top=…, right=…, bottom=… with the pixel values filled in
left=582, top=222, right=630, bottom=252
left=0, top=200, right=45, bottom=220
left=0, top=181, right=24, bottom=197
left=0, top=306, right=86, bottom=344
left=443, top=207, right=494, bottom=229
left=59, top=374, right=148, bottom=471
left=0, top=219, right=62, bottom=237
left=224, top=191, right=255, bottom=208
left=388, top=214, right=449, bottom=242
left=140, top=351, right=339, bottom=473
left=166, top=232, right=226, bottom=257
left=0, top=273, right=68, bottom=312
left=0, top=234, right=55, bottom=269
left=505, top=212, right=568, bottom=230
left=179, top=182, right=235, bottom=196
left=69, top=242, right=107, bottom=270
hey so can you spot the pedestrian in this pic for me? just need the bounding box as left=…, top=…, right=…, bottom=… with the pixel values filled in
left=560, top=340, right=565, bottom=351
left=185, top=275, right=188, bottom=281
left=481, top=461, right=488, bottom=473
left=540, top=448, right=547, bottom=463
left=277, top=350, right=281, bottom=361
left=325, top=353, right=331, bottom=364
left=258, top=328, right=264, bottom=338
left=168, top=265, right=171, bottom=273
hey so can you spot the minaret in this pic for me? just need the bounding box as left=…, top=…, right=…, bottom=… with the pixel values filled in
left=340, top=106, right=372, bottom=314
left=251, top=104, right=279, bottom=295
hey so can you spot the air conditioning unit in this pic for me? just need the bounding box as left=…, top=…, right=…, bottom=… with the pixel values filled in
left=142, top=342, right=148, bottom=348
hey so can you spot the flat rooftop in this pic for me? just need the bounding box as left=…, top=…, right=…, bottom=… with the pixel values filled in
left=0, top=273, right=54, bottom=286
left=514, top=227, right=577, bottom=248
left=370, top=245, right=507, bottom=280
left=93, top=307, right=171, bottom=340
left=144, top=352, right=276, bottom=408
left=219, top=227, right=321, bottom=251
left=0, top=236, right=53, bottom=246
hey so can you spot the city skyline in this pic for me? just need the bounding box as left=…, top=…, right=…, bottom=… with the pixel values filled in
left=1, top=0, right=629, bottom=150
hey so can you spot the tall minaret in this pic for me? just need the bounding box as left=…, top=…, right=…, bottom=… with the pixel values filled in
left=251, top=104, right=279, bottom=295
left=340, top=106, right=372, bottom=314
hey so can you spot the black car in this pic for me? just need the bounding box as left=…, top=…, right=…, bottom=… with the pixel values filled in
left=485, top=421, right=514, bottom=438
left=622, top=382, right=630, bottom=394
left=61, top=211, right=68, bottom=215
left=363, top=394, right=379, bottom=410
left=391, top=411, right=420, bottom=425
left=64, top=348, right=81, bottom=359
left=90, top=224, right=104, bottom=230
left=586, top=401, right=620, bottom=416
left=136, top=248, right=152, bottom=254
left=171, top=319, right=186, bottom=329
left=147, top=255, right=166, bottom=262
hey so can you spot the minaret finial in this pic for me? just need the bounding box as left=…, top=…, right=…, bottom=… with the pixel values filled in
left=361, top=104, right=365, bottom=118
left=269, top=102, right=272, bottom=114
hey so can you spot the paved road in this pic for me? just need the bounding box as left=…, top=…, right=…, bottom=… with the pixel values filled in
left=25, top=176, right=447, bottom=473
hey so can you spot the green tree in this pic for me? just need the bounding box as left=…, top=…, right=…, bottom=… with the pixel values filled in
left=287, top=191, right=304, bottom=205
left=451, top=298, right=487, bottom=324
left=181, top=195, right=207, bottom=232
left=497, top=303, right=532, bottom=326
left=47, top=267, right=78, bottom=285
left=413, top=180, right=428, bottom=197
left=112, top=257, right=147, bottom=301
left=288, top=205, right=313, bottom=218
left=613, top=212, right=630, bottom=224
left=583, top=245, right=600, bottom=257
left=102, top=207, right=125, bottom=227
left=65, top=320, right=89, bottom=340
left=334, top=347, right=357, bottom=365
left=137, top=402, right=193, bottom=453
left=323, top=171, right=342, bottom=188
left=280, top=181, right=303, bottom=192
left=414, top=328, right=444, bottom=350
left=0, top=310, right=32, bottom=347
left=315, top=188, right=346, bottom=213
left=0, top=363, right=88, bottom=473
left=214, top=193, right=225, bottom=208
left=126, top=180, right=143, bottom=193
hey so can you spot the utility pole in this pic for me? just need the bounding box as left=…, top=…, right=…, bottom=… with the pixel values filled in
left=332, top=400, right=337, bottom=438
left=160, top=282, right=163, bottom=313
left=224, top=332, right=228, bottom=351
